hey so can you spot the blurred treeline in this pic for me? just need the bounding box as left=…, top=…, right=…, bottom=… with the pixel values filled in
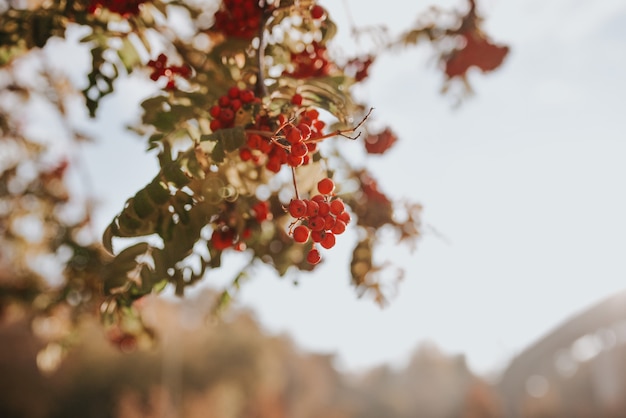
left=3, top=289, right=626, bottom=418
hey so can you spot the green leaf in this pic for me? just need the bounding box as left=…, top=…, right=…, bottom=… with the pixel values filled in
left=118, top=37, right=141, bottom=72
left=133, top=188, right=156, bottom=218
left=162, top=162, right=191, bottom=187
left=146, top=179, right=171, bottom=204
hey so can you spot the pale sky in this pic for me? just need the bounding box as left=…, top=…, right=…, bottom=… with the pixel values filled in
left=73, top=0, right=626, bottom=376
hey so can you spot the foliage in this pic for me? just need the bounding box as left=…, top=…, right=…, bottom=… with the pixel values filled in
left=0, top=0, right=508, bottom=359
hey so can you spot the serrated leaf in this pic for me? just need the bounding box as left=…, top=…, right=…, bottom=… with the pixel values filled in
left=200, top=126, right=246, bottom=151
left=211, top=141, right=225, bottom=163
left=133, top=189, right=156, bottom=218
left=162, top=162, right=191, bottom=187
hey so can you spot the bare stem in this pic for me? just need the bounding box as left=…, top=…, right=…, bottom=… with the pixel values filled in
left=304, top=107, right=374, bottom=143
left=255, top=4, right=271, bottom=98
left=291, top=167, right=300, bottom=200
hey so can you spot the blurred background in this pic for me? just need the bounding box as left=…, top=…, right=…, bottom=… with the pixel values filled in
left=2, top=0, right=626, bottom=417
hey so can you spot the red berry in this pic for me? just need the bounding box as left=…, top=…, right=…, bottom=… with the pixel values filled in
left=228, top=86, right=240, bottom=98
left=297, top=123, right=311, bottom=141
left=218, top=96, right=230, bottom=107
left=239, top=89, right=255, bottom=103
left=219, top=108, right=235, bottom=124
left=320, top=232, right=336, bottom=249
left=323, top=214, right=336, bottom=230
left=317, top=178, right=335, bottom=195
left=309, top=215, right=325, bottom=231
left=311, top=230, right=325, bottom=243
left=287, top=154, right=304, bottom=167
left=311, top=194, right=326, bottom=204
left=210, top=119, right=222, bottom=131
left=293, top=225, right=310, bottom=243
left=331, top=219, right=346, bottom=235
left=290, top=142, right=308, bottom=158
left=310, top=5, right=325, bottom=20
left=330, top=199, right=345, bottom=215
left=240, top=147, right=253, bottom=161
left=317, top=201, right=330, bottom=216
left=307, top=248, right=321, bottom=264
left=338, top=211, right=351, bottom=224
left=291, top=93, right=303, bottom=106
left=288, top=199, right=307, bottom=218
left=305, top=200, right=319, bottom=217
left=286, top=128, right=302, bottom=145
left=209, top=105, right=221, bottom=118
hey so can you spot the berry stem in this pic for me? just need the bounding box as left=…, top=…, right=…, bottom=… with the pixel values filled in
left=291, top=166, right=300, bottom=200
left=255, top=4, right=272, bottom=98
left=304, top=107, right=374, bottom=143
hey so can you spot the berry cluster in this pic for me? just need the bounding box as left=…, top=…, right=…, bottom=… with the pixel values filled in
left=364, top=128, right=397, bottom=155
left=240, top=107, right=326, bottom=173
left=284, top=42, right=332, bottom=79
left=288, top=179, right=351, bottom=265
left=209, top=86, right=259, bottom=131
left=345, top=55, right=375, bottom=82
left=444, top=33, right=509, bottom=79
left=213, top=0, right=264, bottom=40
left=210, top=200, right=272, bottom=252
left=88, top=0, right=147, bottom=17
left=147, top=54, right=192, bottom=90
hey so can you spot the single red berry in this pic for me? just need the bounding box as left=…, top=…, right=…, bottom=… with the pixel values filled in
left=228, top=86, right=240, bottom=98
left=240, top=147, right=253, bottom=161
left=305, top=200, right=319, bottom=217
left=290, top=142, right=308, bottom=158
left=297, top=123, right=311, bottom=141
left=209, top=105, right=221, bottom=118
left=291, top=93, right=303, bottom=106
left=286, top=128, right=303, bottom=145
left=323, top=214, right=336, bottom=230
left=239, top=89, right=255, bottom=103
left=311, top=230, right=325, bottom=243
left=310, top=5, right=325, bottom=20
left=230, top=99, right=242, bottom=112
left=307, top=248, right=321, bottom=264
left=218, top=95, right=230, bottom=107
left=293, top=225, right=310, bottom=243
left=309, top=215, right=325, bottom=231
left=338, top=211, right=351, bottom=224
left=210, top=119, right=222, bottom=131
left=287, top=154, right=304, bottom=167
left=317, top=201, right=330, bottom=216
left=317, top=178, right=335, bottom=195
left=311, top=194, right=326, bottom=204
left=288, top=199, right=308, bottom=218
left=330, top=199, right=345, bottom=215
left=219, top=108, right=235, bottom=124
left=331, top=219, right=346, bottom=235
left=320, top=232, right=336, bottom=249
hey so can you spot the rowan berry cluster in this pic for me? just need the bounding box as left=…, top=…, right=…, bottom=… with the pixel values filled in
left=87, top=0, right=148, bottom=17
left=240, top=107, right=326, bottom=173
left=288, top=179, right=351, bottom=265
left=147, top=54, right=192, bottom=90
left=209, top=86, right=259, bottom=131
left=285, top=42, right=332, bottom=78
left=345, top=55, right=375, bottom=82
left=210, top=200, right=272, bottom=252
left=213, top=0, right=264, bottom=40
left=364, top=128, right=397, bottom=155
